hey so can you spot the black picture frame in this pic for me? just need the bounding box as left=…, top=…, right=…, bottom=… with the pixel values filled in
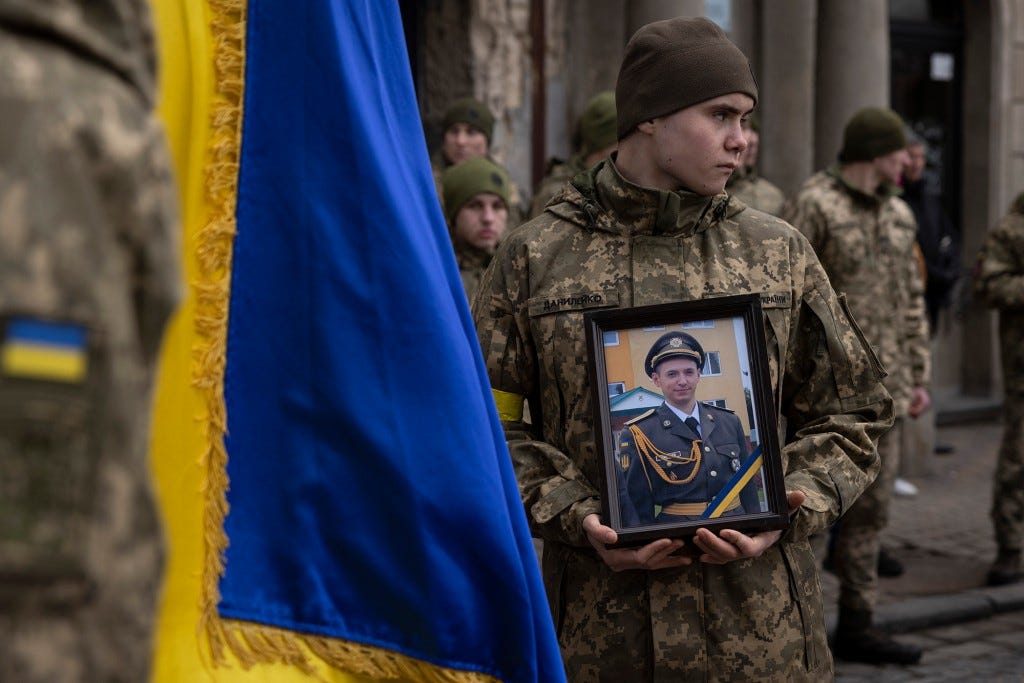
left=583, top=294, right=788, bottom=548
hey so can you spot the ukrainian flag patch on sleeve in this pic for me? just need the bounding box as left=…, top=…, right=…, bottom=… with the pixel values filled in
left=1, top=317, right=89, bottom=383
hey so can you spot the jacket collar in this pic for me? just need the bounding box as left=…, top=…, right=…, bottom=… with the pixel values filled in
left=548, top=156, right=736, bottom=238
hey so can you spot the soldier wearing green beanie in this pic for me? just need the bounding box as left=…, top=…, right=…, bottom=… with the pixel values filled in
left=431, top=96, right=524, bottom=226
left=474, top=15, right=892, bottom=682
left=783, top=106, right=930, bottom=666
left=528, top=90, right=619, bottom=218
left=838, top=107, right=908, bottom=163
left=441, top=157, right=510, bottom=301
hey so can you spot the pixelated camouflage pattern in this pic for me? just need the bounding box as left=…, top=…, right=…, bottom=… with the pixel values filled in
left=472, top=158, right=893, bottom=681
left=0, top=2, right=180, bottom=680
left=975, top=196, right=1024, bottom=552
left=830, top=420, right=901, bottom=612
left=991, top=396, right=1024, bottom=554
left=528, top=156, right=585, bottom=220
left=975, top=195, right=1024, bottom=395
left=432, top=149, right=525, bottom=227
left=782, top=168, right=931, bottom=417
left=454, top=240, right=491, bottom=303
left=726, top=166, right=786, bottom=217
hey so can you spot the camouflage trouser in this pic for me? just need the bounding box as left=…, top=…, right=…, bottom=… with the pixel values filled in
left=0, top=606, right=154, bottom=683
left=833, top=420, right=901, bottom=613
left=992, top=394, right=1024, bottom=552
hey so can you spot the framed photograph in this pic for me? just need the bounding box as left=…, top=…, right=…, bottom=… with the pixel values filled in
left=583, top=294, right=788, bottom=547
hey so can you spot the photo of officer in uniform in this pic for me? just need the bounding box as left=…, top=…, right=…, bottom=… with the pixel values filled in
left=617, top=331, right=762, bottom=527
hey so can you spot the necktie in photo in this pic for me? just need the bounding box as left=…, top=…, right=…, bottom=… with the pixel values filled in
left=685, top=416, right=701, bottom=437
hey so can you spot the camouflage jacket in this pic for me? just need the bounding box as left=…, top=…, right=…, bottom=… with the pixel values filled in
left=974, top=194, right=1024, bottom=395
left=726, top=165, right=786, bottom=217
left=454, top=240, right=491, bottom=303
left=472, top=159, right=891, bottom=681
left=527, top=155, right=585, bottom=220
left=0, top=1, right=179, bottom=679
left=783, top=168, right=930, bottom=416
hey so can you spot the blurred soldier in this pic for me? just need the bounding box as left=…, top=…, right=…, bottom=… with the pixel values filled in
left=0, top=1, right=181, bottom=681
left=783, top=107, right=931, bottom=665
left=726, top=115, right=786, bottom=216
left=903, top=129, right=961, bottom=331
left=473, top=16, right=891, bottom=681
left=431, top=96, right=524, bottom=225
left=528, top=90, right=617, bottom=219
left=442, top=156, right=511, bottom=301
left=974, top=192, right=1024, bottom=586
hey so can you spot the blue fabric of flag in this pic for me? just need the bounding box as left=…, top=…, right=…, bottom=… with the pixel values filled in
left=218, top=1, right=564, bottom=681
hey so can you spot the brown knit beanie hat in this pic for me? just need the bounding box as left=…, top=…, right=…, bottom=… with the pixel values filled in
left=577, top=91, right=617, bottom=156
left=442, top=97, right=495, bottom=142
left=838, top=107, right=907, bottom=163
left=615, top=17, right=758, bottom=140
left=441, top=157, right=510, bottom=225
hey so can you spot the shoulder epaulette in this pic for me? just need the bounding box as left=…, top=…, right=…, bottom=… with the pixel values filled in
left=701, top=401, right=735, bottom=414
left=625, top=408, right=656, bottom=425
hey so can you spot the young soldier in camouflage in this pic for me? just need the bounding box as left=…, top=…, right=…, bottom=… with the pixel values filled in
left=442, top=156, right=512, bottom=301
left=783, top=107, right=932, bottom=665
left=725, top=115, right=786, bottom=216
left=974, top=192, right=1024, bottom=586
left=473, top=17, right=892, bottom=681
left=0, top=1, right=180, bottom=680
left=528, top=90, right=618, bottom=219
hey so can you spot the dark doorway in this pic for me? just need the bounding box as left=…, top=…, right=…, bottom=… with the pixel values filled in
left=398, top=0, right=422, bottom=95
left=890, top=6, right=964, bottom=229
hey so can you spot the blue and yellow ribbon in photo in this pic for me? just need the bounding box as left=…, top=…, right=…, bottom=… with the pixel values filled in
left=701, top=446, right=764, bottom=519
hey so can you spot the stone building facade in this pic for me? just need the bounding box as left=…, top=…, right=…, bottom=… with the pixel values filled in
left=402, top=0, right=1024, bottom=412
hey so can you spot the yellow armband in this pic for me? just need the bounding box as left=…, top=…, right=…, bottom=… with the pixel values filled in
left=492, top=389, right=524, bottom=422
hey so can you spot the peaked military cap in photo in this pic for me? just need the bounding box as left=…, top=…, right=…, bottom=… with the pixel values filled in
left=644, top=331, right=705, bottom=377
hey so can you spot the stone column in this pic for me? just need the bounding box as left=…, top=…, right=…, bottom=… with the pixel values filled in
left=759, top=0, right=816, bottom=196
left=960, top=0, right=1000, bottom=398
left=814, top=0, right=890, bottom=170
left=728, top=0, right=759, bottom=78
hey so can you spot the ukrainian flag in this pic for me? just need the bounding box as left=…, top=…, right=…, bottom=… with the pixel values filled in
left=149, top=1, right=563, bottom=682
left=1, top=318, right=87, bottom=383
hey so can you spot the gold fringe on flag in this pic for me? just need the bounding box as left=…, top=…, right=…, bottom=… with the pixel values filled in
left=194, top=2, right=501, bottom=680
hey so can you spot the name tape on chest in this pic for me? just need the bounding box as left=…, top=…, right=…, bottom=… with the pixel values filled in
left=759, top=291, right=792, bottom=309
left=527, top=290, right=619, bottom=316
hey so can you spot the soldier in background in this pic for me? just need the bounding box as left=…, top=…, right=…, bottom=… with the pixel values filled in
left=431, top=96, right=525, bottom=225
left=903, top=129, right=961, bottom=332
left=726, top=115, right=786, bottom=216
left=473, top=16, right=891, bottom=680
left=441, top=156, right=511, bottom=301
left=528, top=90, right=617, bottom=219
left=974, top=192, right=1024, bottom=586
left=783, top=107, right=931, bottom=666
left=0, top=1, right=181, bottom=680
